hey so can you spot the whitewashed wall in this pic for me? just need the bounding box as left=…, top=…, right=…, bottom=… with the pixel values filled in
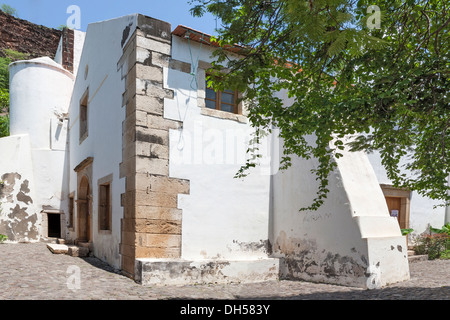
left=67, top=15, right=136, bottom=268
left=270, top=132, right=409, bottom=288
left=55, top=30, right=86, bottom=78
left=163, top=35, right=410, bottom=288
left=73, top=30, right=86, bottom=78
left=166, top=36, right=274, bottom=260
left=7, top=57, right=74, bottom=240
left=0, top=135, right=39, bottom=242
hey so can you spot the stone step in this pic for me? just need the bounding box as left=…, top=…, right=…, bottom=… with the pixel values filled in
left=67, top=245, right=90, bottom=257
left=408, top=254, right=428, bottom=263
left=407, top=248, right=428, bottom=263
left=76, top=241, right=93, bottom=251
left=47, top=241, right=91, bottom=258
left=46, top=243, right=69, bottom=254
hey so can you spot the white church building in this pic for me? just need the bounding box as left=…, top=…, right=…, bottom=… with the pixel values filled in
left=0, top=13, right=447, bottom=289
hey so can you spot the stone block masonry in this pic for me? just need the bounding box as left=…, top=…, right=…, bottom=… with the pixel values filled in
left=0, top=10, right=61, bottom=59
left=118, top=16, right=190, bottom=278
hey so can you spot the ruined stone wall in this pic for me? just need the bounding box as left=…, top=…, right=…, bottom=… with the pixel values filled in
left=119, top=16, right=190, bottom=278
left=0, top=10, right=61, bottom=59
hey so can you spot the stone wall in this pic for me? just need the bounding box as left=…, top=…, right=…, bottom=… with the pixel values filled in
left=0, top=10, right=61, bottom=59
left=118, top=16, right=190, bottom=278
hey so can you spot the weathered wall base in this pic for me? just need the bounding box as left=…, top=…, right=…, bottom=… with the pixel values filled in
left=275, top=242, right=369, bottom=288
left=275, top=236, right=410, bottom=289
left=366, top=236, right=410, bottom=288
left=0, top=135, right=40, bottom=242
left=135, top=258, right=280, bottom=286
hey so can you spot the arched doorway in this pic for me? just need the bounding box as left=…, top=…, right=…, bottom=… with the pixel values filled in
left=77, top=175, right=91, bottom=242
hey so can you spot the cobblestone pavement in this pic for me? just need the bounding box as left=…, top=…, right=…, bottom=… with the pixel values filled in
left=0, top=242, right=448, bottom=300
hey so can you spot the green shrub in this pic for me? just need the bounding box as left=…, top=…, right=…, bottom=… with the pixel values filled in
left=0, top=56, right=11, bottom=90
left=440, top=250, right=450, bottom=260
left=413, top=224, right=450, bottom=260
left=0, top=234, right=7, bottom=243
left=0, top=114, right=9, bottom=137
left=401, top=228, right=414, bottom=236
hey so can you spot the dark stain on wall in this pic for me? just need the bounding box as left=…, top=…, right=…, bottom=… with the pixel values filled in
left=121, top=22, right=133, bottom=48
left=136, top=131, right=165, bottom=145
left=230, top=239, right=271, bottom=255
left=274, top=231, right=368, bottom=284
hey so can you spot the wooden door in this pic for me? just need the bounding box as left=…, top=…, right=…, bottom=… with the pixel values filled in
left=385, top=196, right=401, bottom=225
left=78, top=176, right=91, bottom=242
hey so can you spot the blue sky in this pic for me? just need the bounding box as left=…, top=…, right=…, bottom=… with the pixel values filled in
left=1, top=0, right=219, bottom=35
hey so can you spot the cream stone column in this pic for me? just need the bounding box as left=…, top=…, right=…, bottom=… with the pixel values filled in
left=118, top=16, right=190, bottom=278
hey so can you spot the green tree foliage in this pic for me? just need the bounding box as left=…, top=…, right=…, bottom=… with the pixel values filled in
left=0, top=49, right=26, bottom=138
left=0, top=4, right=17, bottom=17
left=0, top=55, right=10, bottom=137
left=0, top=56, right=10, bottom=91
left=190, top=0, right=450, bottom=210
left=0, top=88, right=8, bottom=111
left=2, top=49, right=28, bottom=61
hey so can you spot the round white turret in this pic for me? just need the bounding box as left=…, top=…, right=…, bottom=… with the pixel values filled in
left=9, top=57, right=74, bottom=149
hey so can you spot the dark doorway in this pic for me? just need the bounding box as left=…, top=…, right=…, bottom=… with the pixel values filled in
left=48, top=213, right=61, bottom=238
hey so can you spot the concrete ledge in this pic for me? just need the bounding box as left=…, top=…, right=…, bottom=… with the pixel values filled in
left=135, top=258, right=280, bottom=286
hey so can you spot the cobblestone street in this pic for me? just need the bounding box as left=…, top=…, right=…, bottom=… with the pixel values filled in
left=0, top=242, right=448, bottom=301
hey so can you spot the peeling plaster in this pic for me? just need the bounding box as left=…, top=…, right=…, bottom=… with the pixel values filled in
left=0, top=172, right=38, bottom=241
left=17, top=190, right=33, bottom=205
left=0, top=173, right=21, bottom=203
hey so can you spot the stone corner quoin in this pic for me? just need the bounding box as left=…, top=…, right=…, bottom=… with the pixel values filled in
left=119, top=16, right=190, bottom=278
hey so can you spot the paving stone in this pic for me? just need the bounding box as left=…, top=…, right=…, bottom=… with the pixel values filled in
left=0, top=242, right=449, bottom=300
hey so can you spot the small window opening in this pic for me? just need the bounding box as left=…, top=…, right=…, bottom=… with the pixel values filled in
left=79, top=90, right=89, bottom=142
left=98, top=183, right=111, bottom=231
left=68, top=195, right=74, bottom=228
